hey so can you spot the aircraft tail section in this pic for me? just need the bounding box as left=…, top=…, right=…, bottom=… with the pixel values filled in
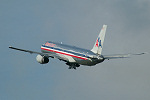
left=91, top=25, right=107, bottom=55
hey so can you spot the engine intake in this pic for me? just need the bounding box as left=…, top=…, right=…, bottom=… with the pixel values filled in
left=36, top=55, right=49, bottom=64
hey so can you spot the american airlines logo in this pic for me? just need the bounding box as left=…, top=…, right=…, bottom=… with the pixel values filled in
left=95, top=37, right=102, bottom=48
left=45, top=42, right=55, bottom=47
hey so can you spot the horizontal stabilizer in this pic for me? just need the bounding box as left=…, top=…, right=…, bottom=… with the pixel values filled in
left=103, top=52, right=148, bottom=59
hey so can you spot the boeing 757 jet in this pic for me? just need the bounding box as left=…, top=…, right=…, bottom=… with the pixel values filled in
left=9, top=25, right=146, bottom=69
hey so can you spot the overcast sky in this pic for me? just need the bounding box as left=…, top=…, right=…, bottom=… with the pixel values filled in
left=1, top=0, right=150, bottom=100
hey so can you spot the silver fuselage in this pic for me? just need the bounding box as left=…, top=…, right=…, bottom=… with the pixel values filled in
left=41, top=41, right=104, bottom=66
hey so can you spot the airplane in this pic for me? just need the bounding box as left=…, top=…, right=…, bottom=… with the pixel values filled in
left=9, top=25, right=147, bottom=69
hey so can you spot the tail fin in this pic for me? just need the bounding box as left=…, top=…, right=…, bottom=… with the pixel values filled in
left=91, top=25, right=107, bottom=55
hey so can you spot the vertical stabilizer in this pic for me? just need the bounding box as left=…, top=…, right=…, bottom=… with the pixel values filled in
left=91, top=25, right=107, bottom=55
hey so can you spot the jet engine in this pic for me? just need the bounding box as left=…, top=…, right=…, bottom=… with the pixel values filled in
left=36, top=55, right=49, bottom=64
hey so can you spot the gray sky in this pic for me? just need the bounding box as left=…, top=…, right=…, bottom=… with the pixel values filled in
left=1, top=0, right=150, bottom=100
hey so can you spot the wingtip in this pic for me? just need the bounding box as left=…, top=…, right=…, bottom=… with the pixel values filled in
left=143, top=52, right=149, bottom=54
left=134, top=52, right=149, bottom=55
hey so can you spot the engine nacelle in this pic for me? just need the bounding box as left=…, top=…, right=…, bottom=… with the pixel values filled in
left=36, top=55, right=49, bottom=64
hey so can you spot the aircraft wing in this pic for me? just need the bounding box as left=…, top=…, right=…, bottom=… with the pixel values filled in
left=103, top=52, right=147, bottom=59
left=9, top=46, right=42, bottom=54
left=9, top=46, right=63, bottom=60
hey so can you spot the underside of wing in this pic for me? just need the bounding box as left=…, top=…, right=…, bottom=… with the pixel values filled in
left=9, top=46, right=65, bottom=61
left=103, top=52, right=147, bottom=60
left=9, top=46, right=42, bottom=54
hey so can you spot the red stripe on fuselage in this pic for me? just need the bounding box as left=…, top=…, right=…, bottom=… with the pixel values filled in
left=41, top=47, right=87, bottom=60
